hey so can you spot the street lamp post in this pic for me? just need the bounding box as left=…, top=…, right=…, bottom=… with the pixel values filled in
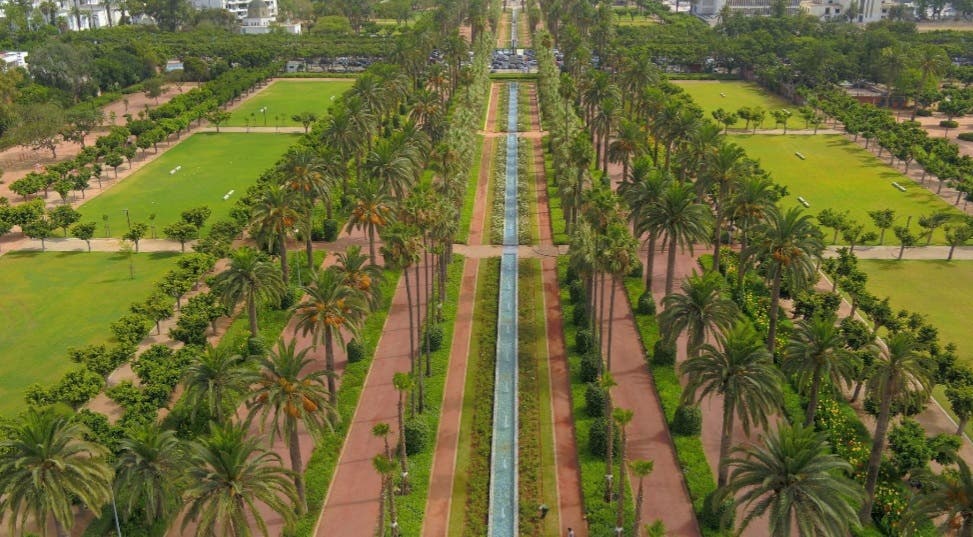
left=123, top=208, right=131, bottom=229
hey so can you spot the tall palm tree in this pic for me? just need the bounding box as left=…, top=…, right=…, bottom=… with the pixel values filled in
left=0, top=408, right=112, bottom=537
left=213, top=247, right=286, bottom=337
left=182, top=422, right=298, bottom=537
left=248, top=338, right=337, bottom=514
left=702, top=142, right=747, bottom=273
left=619, top=159, right=671, bottom=290
left=294, top=267, right=369, bottom=399
left=373, top=455, right=401, bottom=537
left=333, top=244, right=384, bottom=309
left=608, top=119, right=643, bottom=183
left=114, top=426, right=185, bottom=525
left=321, top=105, right=368, bottom=188
left=682, top=321, right=784, bottom=487
left=644, top=182, right=713, bottom=295
left=601, top=222, right=639, bottom=372
left=601, top=372, right=618, bottom=503
left=614, top=407, right=634, bottom=533
left=250, top=183, right=302, bottom=287
left=861, top=333, right=932, bottom=523
left=382, top=224, right=424, bottom=410
left=630, top=459, right=655, bottom=536
left=783, top=316, right=859, bottom=426
left=743, top=206, right=823, bottom=353
left=727, top=173, right=776, bottom=254
left=659, top=270, right=739, bottom=359
left=393, top=372, right=414, bottom=493
left=723, top=423, right=864, bottom=536
left=182, top=345, right=255, bottom=423
left=281, top=147, right=336, bottom=269
left=901, top=459, right=973, bottom=536
left=367, top=137, right=416, bottom=200
left=346, top=179, right=395, bottom=263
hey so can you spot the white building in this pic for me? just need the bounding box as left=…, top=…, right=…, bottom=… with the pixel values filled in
left=693, top=0, right=801, bottom=18
left=191, top=0, right=276, bottom=21
left=799, top=0, right=892, bottom=22
left=1, top=51, right=27, bottom=69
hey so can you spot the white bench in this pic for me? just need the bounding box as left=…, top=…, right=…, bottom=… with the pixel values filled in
left=795, top=152, right=806, bottom=160
left=891, top=182, right=907, bottom=192
left=797, top=196, right=810, bottom=208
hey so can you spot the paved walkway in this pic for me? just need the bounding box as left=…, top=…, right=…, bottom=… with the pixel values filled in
left=825, top=244, right=973, bottom=260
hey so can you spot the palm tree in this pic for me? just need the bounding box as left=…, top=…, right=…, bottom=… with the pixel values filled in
left=727, top=174, right=776, bottom=254
left=0, top=408, right=112, bottom=537
left=333, top=244, right=385, bottom=309
left=367, top=137, right=417, bottom=200
left=644, top=182, right=713, bottom=295
left=322, top=105, right=368, bottom=188
left=281, top=147, right=336, bottom=269
left=251, top=183, right=302, bottom=287
left=613, top=408, right=634, bottom=534
left=601, top=222, right=639, bottom=372
left=182, top=422, right=298, bottom=537
left=630, top=459, right=655, bottom=536
left=248, top=338, right=337, bottom=514
left=114, top=426, right=185, bottom=525
left=619, top=160, right=670, bottom=290
left=860, top=333, right=932, bottom=523
left=702, top=142, right=747, bottom=273
left=382, top=223, right=424, bottom=410
left=783, top=316, right=859, bottom=426
left=393, top=372, right=414, bottom=494
left=213, top=247, right=286, bottom=337
left=346, top=179, right=395, bottom=263
left=373, top=455, right=401, bottom=537
left=682, top=321, right=784, bottom=487
left=607, top=119, right=643, bottom=183
left=294, top=267, right=369, bottom=399
left=658, top=270, right=739, bottom=359
left=743, top=206, right=823, bottom=353
left=601, top=372, right=618, bottom=503
left=373, top=422, right=392, bottom=459
left=901, top=459, right=973, bottom=536
left=182, top=345, right=255, bottom=423
left=723, top=423, right=864, bottom=536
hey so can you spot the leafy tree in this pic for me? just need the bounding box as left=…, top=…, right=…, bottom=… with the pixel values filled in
left=23, top=217, right=54, bottom=251
left=48, top=205, right=80, bottom=237
left=630, top=459, right=655, bottom=535
left=163, top=221, right=198, bottom=252
left=894, top=224, right=918, bottom=260
left=681, top=321, right=783, bottom=487
left=114, top=426, right=185, bottom=525
left=105, top=152, right=124, bottom=178
left=0, top=408, right=112, bottom=537
left=292, top=111, right=318, bottom=134
left=123, top=222, right=149, bottom=253
left=722, top=423, right=864, bottom=536
left=143, top=77, right=166, bottom=104
left=131, top=292, right=174, bottom=334
left=946, top=384, right=973, bottom=435
left=181, top=206, right=212, bottom=229
left=868, top=209, right=896, bottom=245
left=817, top=208, right=849, bottom=245
left=69, top=221, right=95, bottom=251
left=182, top=422, right=297, bottom=536
left=205, top=110, right=231, bottom=133
left=212, top=247, right=285, bottom=337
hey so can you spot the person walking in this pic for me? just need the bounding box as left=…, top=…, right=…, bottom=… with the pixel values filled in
left=567, top=528, right=575, bottom=537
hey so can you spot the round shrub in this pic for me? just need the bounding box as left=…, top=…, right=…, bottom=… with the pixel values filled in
left=588, top=417, right=621, bottom=459
left=423, top=324, right=445, bottom=352
left=700, top=490, right=735, bottom=531
left=566, top=265, right=579, bottom=284
left=636, top=291, right=656, bottom=315
left=246, top=336, right=266, bottom=358
left=576, top=328, right=594, bottom=354
left=940, top=119, right=959, bottom=128
left=671, top=405, right=702, bottom=436
left=322, top=218, right=339, bottom=242
left=278, top=290, right=297, bottom=310
left=916, top=108, right=933, bottom=117
left=628, top=260, right=643, bottom=279
left=572, top=304, right=588, bottom=327
left=580, top=351, right=601, bottom=383
left=403, top=417, right=429, bottom=456
left=958, top=132, right=973, bottom=142
left=652, top=339, right=676, bottom=367
left=568, top=279, right=585, bottom=304
left=346, top=339, right=365, bottom=363
left=584, top=383, right=607, bottom=417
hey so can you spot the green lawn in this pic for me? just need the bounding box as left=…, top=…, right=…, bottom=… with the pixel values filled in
left=858, top=260, right=973, bottom=365
left=80, top=133, right=297, bottom=237
left=674, top=80, right=803, bottom=131
left=226, top=80, right=354, bottom=127
left=0, top=251, right=180, bottom=416
left=732, top=135, right=966, bottom=244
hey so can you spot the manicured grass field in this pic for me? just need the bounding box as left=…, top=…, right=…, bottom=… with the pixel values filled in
left=858, top=260, right=973, bottom=364
left=674, top=80, right=803, bottom=131
left=226, top=80, right=353, bottom=127
left=732, top=135, right=965, bottom=244
left=0, top=251, right=180, bottom=416
left=80, top=133, right=297, bottom=237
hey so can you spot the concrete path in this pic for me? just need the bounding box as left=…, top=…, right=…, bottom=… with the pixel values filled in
left=825, top=244, right=973, bottom=260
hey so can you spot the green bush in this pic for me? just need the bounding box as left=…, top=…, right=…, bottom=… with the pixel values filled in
left=671, top=405, right=702, bottom=436
left=587, top=417, right=621, bottom=459
left=700, top=490, right=735, bottom=531
left=576, top=328, right=594, bottom=354
left=915, top=108, right=933, bottom=117
left=580, top=350, right=601, bottom=383
left=652, top=339, right=676, bottom=366
left=322, top=218, right=339, bottom=242
left=423, top=324, right=444, bottom=352
left=572, top=303, right=588, bottom=327
left=637, top=291, right=656, bottom=315
left=958, top=132, right=973, bottom=142
left=346, top=339, right=365, bottom=363
left=246, top=336, right=266, bottom=357
left=940, top=119, right=959, bottom=128
left=584, top=383, right=607, bottom=417
left=628, top=260, right=643, bottom=279
left=404, top=417, right=430, bottom=456
left=568, top=279, right=585, bottom=304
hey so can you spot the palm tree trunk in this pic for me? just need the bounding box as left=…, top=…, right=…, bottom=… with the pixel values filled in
left=598, top=272, right=607, bottom=360
left=306, top=210, right=314, bottom=270
left=324, top=328, right=337, bottom=399
left=606, top=275, right=616, bottom=372
left=404, top=268, right=416, bottom=417
left=604, top=397, right=614, bottom=503
left=767, top=266, right=783, bottom=353
left=850, top=379, right=865, bottom=403
left=717, top=398, right=735, bottom=488
left=369, top=225, right=377, bottom=264
left=279, top=234, right=290, bottom=288
left=414, top=262, right=425, bottom=412
left=615, top=427, right=626, bottom=533
left=713, top=184, right=727, bottom=273
left=644, top=235, right=656, bottom=291
left=633, top=478, right=645, bottom=536
left=665, top=235, right=677, bottom=296
left=957, top=415, right=969, bottom=436
left=397, top=390, right=410, bottom=494
left=377, top=475, right=387, bottom=536
left=290, top=425, right=307, bottom=513
left=388, top=473, right=400, bottom=536
left=861, top=393, right=893, bottom=524
left=805, top=370, right=822, bottom=426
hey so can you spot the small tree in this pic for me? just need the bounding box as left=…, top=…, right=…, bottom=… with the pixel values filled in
left=106, top=153, right=124, bottom=178
left=947, top=385, right=973, bottom=435
left=771, top=108, right=792, bottom=134
left=131, top=293, right=174, bottom=334
left=205, top=110, right=232, bottom=133
left=123, top=222, right=149, bottom=253
left=71, top=221, right=97, bottom=251
left=181, top=206, right=212, bottom=229
left=291, top=112, right=318, bottom=134
left=817, top=208, right=849, bottom=244
left=917, top=211, right=951, bottom=245
left=893, top=225, right=917, bottom=260
left=868, top=209, right=895, bottom=245
left=945, top=223, right=973, bottom=260
left=143, top=77, right=166, bottom=105
left=49, top=205, right=81, bottom=236
left=23, top=218, right=53, bottom=251
left=163, top=221, right=198, bottom=252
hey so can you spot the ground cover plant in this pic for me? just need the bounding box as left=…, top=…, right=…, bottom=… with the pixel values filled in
left=0, top=250, right=179, bottom=415
left=733, top=134, right=964, bottom=244
left=79, top=133, right=297, bottom=237
left=225, top=80, right=354, bottom=127
left=674, top=80, right=802, bottom=131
